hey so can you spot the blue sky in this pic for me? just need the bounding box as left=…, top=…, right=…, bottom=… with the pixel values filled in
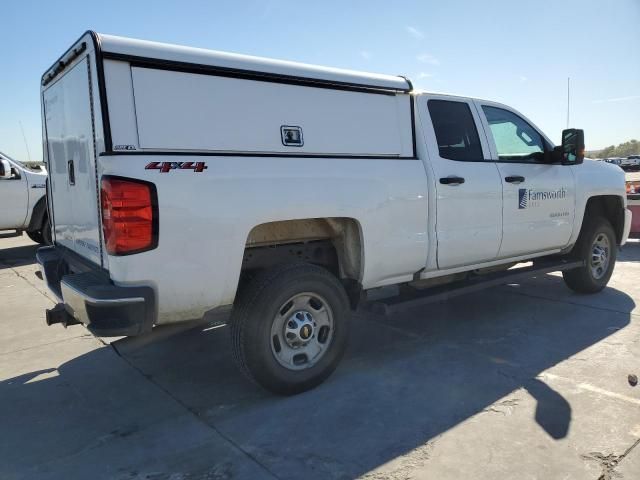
left=1, top=0, right=638, bottom=161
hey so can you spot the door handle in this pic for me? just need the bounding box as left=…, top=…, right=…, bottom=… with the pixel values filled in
left=67, top=159, right=75, bottom=185
left=439, top=176, right=465, bottom=186
left=505, top=175, right=525, bottom=184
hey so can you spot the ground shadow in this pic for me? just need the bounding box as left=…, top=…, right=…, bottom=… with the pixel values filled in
left=1, top=272, right=634, bottom=479
left=619, top=238, right=640, bottom=263
left=524, top=378, right=572, bottom=440
left=0, top=243, right=38, bottom=269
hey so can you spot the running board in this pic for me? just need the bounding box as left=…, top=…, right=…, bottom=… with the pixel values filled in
left=0, top=230, right=22, bottom=239
left=364, top=258, right=584, bottom=316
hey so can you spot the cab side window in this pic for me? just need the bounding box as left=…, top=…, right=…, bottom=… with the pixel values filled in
left=428, top=100, right=483, bottom=161
left=482, top=106, right=545, bottom=162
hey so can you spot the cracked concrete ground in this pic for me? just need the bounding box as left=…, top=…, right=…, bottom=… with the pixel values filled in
left=1, top=234, right=639, bottom=479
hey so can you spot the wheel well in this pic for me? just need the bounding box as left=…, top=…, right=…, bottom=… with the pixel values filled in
left=583, top=195, right=625, bottom=244
left=242, top=218, right=363, bottom=281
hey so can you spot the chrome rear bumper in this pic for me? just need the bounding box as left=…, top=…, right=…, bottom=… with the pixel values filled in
left=36, top=246, right=155, bottom=336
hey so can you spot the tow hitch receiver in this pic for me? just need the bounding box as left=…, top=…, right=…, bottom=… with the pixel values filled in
left=45, top=304, right=81, bottom=328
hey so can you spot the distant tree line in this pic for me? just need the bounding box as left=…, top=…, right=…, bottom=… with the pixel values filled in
left=587, top=139, right=640, bottom=158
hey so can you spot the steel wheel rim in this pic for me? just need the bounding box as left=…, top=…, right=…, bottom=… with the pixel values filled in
left=590, top=232, right=610, bottom=280
left=270, top=292, right=334, bottom=371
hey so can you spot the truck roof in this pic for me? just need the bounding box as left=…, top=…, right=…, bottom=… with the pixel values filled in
left=95, top=32, right=411, bottom=93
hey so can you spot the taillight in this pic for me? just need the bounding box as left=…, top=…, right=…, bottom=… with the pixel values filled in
left=101, top=176, right=157, bottom=255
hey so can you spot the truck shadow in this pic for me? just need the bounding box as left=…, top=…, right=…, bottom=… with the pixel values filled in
left=0, top=273, right=635, bottom=479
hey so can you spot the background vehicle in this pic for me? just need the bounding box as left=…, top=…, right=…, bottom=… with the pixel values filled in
left=37, top=32, right=632, bottom=394
left=618, top=156, right=639, bottom=171
left=627, top=155, right=640, bottom=171
left=0, top=151, right=50, bottom=244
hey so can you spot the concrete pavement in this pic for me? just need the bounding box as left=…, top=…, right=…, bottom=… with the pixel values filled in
left=1, top=234, right=639, bottom=479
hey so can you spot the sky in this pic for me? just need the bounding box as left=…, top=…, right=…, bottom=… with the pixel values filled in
left=1, top=0, right=639, bottom=162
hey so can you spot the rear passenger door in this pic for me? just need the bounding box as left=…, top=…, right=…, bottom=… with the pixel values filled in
left=420, top=96, right=503, bottom=269
left=476, top=102, right=575, bottom=258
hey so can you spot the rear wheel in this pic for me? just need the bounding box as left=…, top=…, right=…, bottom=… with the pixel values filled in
left=230, top=263, right=350, bottom=395
left=562, top=216, right=616, bottom=293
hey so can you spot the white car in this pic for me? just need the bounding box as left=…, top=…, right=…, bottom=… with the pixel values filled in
left=37, top=32, right=631, bottom=394
left=619, top=157, right=639, bottom=171
left=0, top=152, right=50, bottom=244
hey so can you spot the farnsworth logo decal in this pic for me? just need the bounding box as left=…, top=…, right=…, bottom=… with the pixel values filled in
left=518, top=188, right=566, bottom=209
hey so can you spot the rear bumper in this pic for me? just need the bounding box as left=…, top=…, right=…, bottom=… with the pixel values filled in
left=36, top=246, right=155, bottom=336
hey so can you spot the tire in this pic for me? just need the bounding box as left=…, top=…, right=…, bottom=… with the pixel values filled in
left=562, top=216, right=617, bottom=293
left=41, top=217, right=52, bottom=245
left=26, top=230, right=44, bottom=244
left=230, top=263, right=350, bottom=395
left=26, top=217, right=52, bottom=245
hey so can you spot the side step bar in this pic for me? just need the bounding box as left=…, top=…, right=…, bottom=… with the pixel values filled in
left=0, top=230, right=22, bottom=239
left=365, top=258, right=584, bottom=316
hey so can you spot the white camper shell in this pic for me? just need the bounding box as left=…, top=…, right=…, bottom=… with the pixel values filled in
left=46, top=31, right=414, bottom=158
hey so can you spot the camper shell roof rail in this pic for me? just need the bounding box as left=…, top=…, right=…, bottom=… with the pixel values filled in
left=42, top=31, right=412, bottom=95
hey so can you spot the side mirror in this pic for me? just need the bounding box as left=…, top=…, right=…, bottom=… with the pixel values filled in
left=0, top=159, right=12, bottom=179
left=561, top=128, right=584, bottom=165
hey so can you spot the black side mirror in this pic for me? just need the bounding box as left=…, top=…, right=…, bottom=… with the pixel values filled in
left=561, top=128, right=584, bottom=165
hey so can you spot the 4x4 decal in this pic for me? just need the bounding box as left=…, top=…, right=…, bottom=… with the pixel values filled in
left=145, top=161, right=208, bottom=173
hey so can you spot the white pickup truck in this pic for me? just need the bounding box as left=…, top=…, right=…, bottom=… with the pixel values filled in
left=0, top=152, right=51, bottom=244
left=37, top=32, right=632, bottom=395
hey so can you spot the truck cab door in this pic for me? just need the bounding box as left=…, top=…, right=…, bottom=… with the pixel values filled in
left=418, top=95, right=503, bottom=269
left=475, top=101, right=575, bottom=257
left=0, top=159, right=29, bottom=230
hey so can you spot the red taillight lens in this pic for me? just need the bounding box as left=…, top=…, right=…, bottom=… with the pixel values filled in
left=627, top=181, right=640, bottom=194
left=101, top=177, right=156, bottom=255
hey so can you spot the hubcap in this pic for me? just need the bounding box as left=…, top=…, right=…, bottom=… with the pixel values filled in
left=590, top=233, right=610, bottom=280
left=285, top=311, right=315, bottom=348
left=270, top=293, right=334, bottom=371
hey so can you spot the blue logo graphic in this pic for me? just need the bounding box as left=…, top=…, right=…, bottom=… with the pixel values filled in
left=518, top=188, right=528, bottom=209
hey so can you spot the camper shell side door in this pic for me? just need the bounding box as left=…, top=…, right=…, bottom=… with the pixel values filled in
left=41, top=32, right=108, bottom=268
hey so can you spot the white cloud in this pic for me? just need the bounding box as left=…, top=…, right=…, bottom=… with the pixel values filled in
left=417, top=53, right=439, bottom=65
left=360, top=50, right=372, bottom=60
left=417, top=72, right=434, bottom=79
left=592, top=95, right=640, bottom=104
left=406, top=26, right=424, bottom=39
left=519, top=75, right=528, bottom=82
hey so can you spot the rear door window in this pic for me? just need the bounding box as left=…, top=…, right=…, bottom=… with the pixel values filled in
left=427, top=100, right=484, bottom=161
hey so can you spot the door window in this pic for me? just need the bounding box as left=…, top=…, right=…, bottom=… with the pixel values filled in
left=482, top=106, right=545, bottom=162
left=428, top=100, right=483, bottom=161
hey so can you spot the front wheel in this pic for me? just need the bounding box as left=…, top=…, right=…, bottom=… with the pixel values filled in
left=26, top=217, right=52, bottom=245
left=230, top=263, right=350, bottom=395
left=562, top=216, right=617, bottom=293
left=41, top=217, right=52, bottom=245
left=26, top=230, right=44, bottom=244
